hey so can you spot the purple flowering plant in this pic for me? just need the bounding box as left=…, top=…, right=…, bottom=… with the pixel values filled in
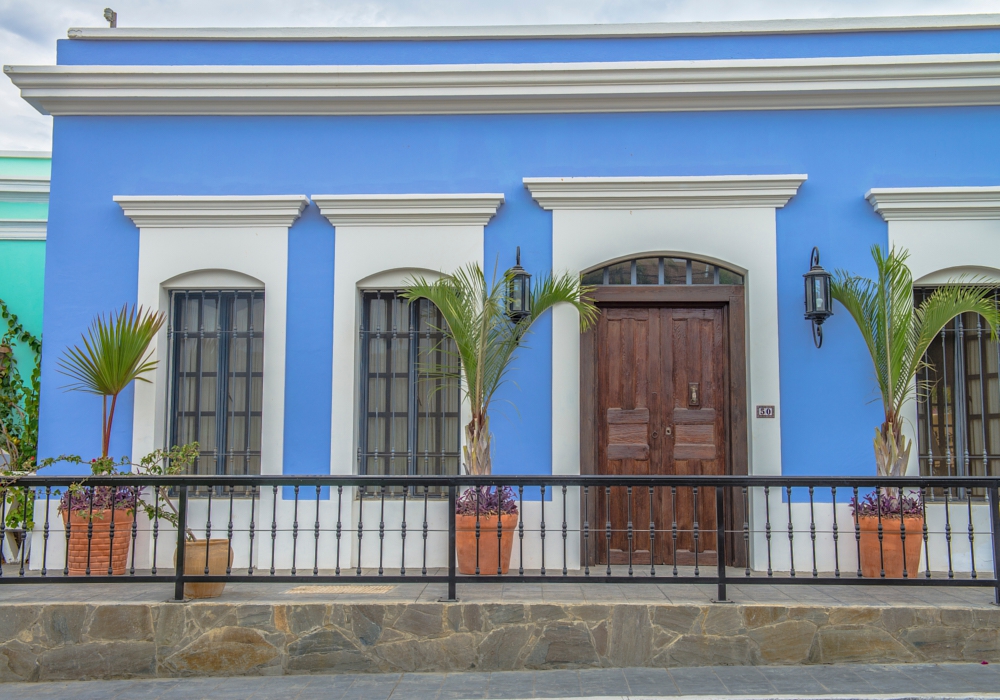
left=50, top=444, right=199, bottom=537
left=455, top=485, right=519, bottom=517
left=850, top=490, right=924, bottom=519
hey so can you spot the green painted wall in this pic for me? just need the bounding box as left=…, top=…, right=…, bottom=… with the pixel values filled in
left=0, top=156, right=50, bottom=178
left=0, top=152, right=49, bottom=372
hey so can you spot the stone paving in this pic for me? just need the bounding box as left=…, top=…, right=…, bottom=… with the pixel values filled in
left=0, top=572, right=994, bottom=607
left=2, top=664, right=1000, bottom=698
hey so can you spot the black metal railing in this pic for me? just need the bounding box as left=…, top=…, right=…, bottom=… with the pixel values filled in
left=1, top=475, right=999, bottom=604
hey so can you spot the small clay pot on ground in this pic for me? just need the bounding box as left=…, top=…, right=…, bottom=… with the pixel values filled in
left=456, top=513, right=518, bottom=575
left=177, top=538, right=234, bottom=599
left=62, top=509, right=134, bottom=576
left=858, top=515, right=924, bottom=578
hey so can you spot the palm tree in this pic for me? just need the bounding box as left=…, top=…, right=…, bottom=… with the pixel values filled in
left=58, top=305, right=165, bottom=458
left=403, top=262, right=598, bottom=476
left=832, top=245, right=1000, bottom=478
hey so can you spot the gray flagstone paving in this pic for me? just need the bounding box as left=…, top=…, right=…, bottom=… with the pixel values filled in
left=3, top=664, right=1000, bottom=699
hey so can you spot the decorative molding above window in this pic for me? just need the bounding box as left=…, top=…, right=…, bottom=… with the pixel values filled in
left=524, top=175, right=807, bottom=210
left=867, top=187, right=1000, bottom=221
left=0, top=220, right=46, bottom=240
left=0, top=175, right=49, bottom=204
left=9, top=53, right=1000, bottom=116
left=114, top=194, right=309, bottom=228
left=313, top=193, right=505, bottom=227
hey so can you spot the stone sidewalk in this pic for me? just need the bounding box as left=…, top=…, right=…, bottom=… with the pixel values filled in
left=2, top=664, right=1000, bottom=699
left=0, top=572, right=994, bottom=608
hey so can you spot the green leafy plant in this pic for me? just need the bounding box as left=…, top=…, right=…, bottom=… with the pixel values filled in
left=53, top=443, right=200, bottom=539
left=403, top=262, right=598, bottom=476
left=832, top=245, right=1000, bottom=480
left=57, top=305, right=165, bottom=458
left=0, top=298, right=42, bottom=529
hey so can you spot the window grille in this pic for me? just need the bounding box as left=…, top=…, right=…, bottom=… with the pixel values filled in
left=357, top=291, right=461, bottom=482
left=167, top=290, right=264, bottom=483
left=581, top=256, right=744, bottom=286
left=916, top=287, right=1000, bottom=488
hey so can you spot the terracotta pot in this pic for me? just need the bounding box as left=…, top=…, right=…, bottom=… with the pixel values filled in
left=177, top=538, right=234, bottom=599
left=62, top=509, right=134, bottom=576
left=456, top=513, right=518, bottom=575
left=858, top=515, right=925, bottom=578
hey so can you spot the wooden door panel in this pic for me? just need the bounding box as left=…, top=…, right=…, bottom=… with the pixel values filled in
left=668, top=309, right=725, bottom=563
left=607, top=407, right=650, bottom=460
left=596, top=308, right=657, bottom=564
left=593, top=303, right=726, bottom=568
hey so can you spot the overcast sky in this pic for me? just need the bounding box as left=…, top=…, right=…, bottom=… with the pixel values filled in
left=1, top=0, right=998, bottom=151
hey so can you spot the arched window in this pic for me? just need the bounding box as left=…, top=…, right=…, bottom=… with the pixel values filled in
left=168, top=289, right=264, bottom=481
left=916, top=285, right=1000, bottom=481
left=581, top=256, right=744, bottom=287
left=357, top=290, right=461, bottom=479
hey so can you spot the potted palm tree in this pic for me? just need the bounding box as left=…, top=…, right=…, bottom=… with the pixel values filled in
left=57, top=305, right=164, bottom=575
left=404, top=261, right=597, bottom=575
left=57, top=305, right=231, bottom=592
left=832, top=245, right=1000, bottom=577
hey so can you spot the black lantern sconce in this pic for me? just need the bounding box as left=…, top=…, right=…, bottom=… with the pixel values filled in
left=507, top=246, right=532, bottom=322
left=804, top=247, right=834, bottom=348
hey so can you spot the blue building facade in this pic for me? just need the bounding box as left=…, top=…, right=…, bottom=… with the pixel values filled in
left=8, top=15, right=1000, bottom=572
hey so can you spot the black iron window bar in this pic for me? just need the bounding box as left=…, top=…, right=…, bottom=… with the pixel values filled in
left=916, top=288, right=1000, bottom=500
left=357, top=291, right=461, bottom=495
left=581, top=256, right=744, bottom=287
left=165, top=290, right=265, bottom=496
left=2, top=475, right=1000, bottom=606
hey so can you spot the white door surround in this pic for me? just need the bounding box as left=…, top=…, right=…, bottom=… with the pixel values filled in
left=524, top=175, right=805, bottom=482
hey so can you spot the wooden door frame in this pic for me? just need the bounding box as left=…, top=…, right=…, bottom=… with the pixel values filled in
left=580, top=285, right=748, bottom=568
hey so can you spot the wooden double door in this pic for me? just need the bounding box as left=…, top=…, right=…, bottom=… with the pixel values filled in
left=581, top=289, right=747, bottom=568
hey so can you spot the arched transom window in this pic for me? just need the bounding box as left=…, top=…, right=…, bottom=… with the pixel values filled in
left=581, top=256, right=744, bottom=287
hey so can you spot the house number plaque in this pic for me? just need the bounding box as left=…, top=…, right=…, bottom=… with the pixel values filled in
left=756, top=405, right=776, bottom=418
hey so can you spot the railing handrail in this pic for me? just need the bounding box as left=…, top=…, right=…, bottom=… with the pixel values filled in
left=5, top=474, right=1000, bottom=487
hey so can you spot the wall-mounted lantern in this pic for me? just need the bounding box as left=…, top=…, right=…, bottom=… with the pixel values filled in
left=507, top=246, right=532, bottom=322
left=804, top=247, right=834, bottom=348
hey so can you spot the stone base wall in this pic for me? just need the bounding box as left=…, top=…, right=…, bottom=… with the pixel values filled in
left=1, top=602, right=998, bottom=682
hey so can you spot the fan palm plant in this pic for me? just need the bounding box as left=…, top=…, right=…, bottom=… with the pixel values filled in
left=57, top=305, right=165, bottom=458
left=832, top=245, right=1000, bottom=479
left=403, top=262, right=598, bottom=476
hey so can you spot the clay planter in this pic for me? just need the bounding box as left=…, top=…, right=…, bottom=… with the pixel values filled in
left=858, top=515, right=924, bottom=578
left=456, top=513, right=518, bottom=575
left=177, top=538, right=234, bottom=599
left=62, top=509, right=134, bottom=576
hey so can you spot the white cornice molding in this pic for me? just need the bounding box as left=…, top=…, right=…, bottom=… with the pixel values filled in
left=114, top=195, right=309, bottom=228
left=9, top=53, right=1000, bottom=116
left=0, top=150, right=50, bottom=158
left=64, top=14, right=1000, bottom=41
left=0, top=176, right=50, bottom=204
left=313, top=193, right=505, bottom=226
left=524, top=175, right=807, bottom=210
left=0, top=220, right=46, bottom=240
left=867, top=187, right=1000, bottom=221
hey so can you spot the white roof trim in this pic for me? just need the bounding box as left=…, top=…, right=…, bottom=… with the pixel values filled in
left=0, top=150, right=51, bottom=158
left=0, top=220, right=46, bottom=240
left=0, top=176, right=50, bottom=204
left=114, top=195, right=309, bottom=228
left=524, top=175, right=807, bottom=210
left=64, top=14, right=1000, bottom=41
left=313, top=193, right=505, bottom=226
left=867, top=187, right=1000, bottom=221
left=8, top=53, right=1000, bottom=116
